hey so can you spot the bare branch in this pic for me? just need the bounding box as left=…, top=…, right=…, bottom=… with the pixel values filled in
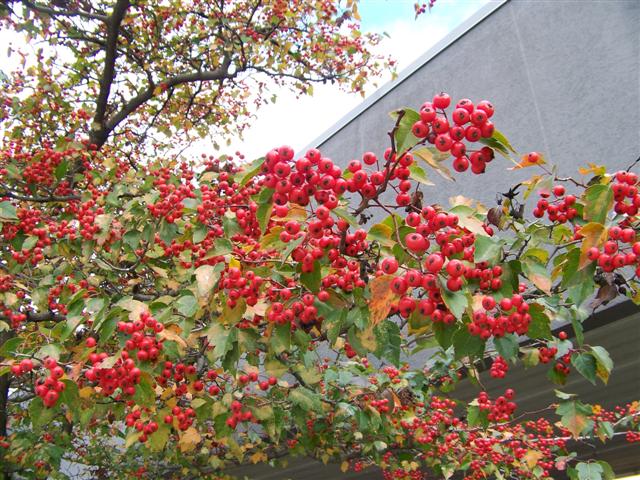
left=16, top=0, right=108, bottom=22
left=101, top=55, right=234, bottom=142
left=91, top=0, right=131, bottom=147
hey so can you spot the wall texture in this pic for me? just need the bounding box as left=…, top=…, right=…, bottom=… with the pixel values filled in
left=311, top=0, right=640, bottom=211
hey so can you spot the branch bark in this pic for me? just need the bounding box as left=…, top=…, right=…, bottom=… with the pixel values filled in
left=0, top=311, right=66, bottom=323
left=18, top=0, right=108, bottom=22
left=96, top=55, right=234, bottom=146
left=90, top=0, right=131, bottom=147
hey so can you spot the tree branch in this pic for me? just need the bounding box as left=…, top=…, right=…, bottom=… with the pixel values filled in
left=0, top=189, right=80, bottom=203
left=90, top=0, right=131, bottom=147
left=17, top=0, right=108, bottom=22
left=0, top=311, right=66, bottom=323
left=101, top=55, right=234, bottom=142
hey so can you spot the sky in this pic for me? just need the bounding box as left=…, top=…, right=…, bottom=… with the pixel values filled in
left=225, top=0, right=492, bottom=160
left=0, top=0, right=492, bottom=160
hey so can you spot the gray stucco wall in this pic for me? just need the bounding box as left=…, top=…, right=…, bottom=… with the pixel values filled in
left=311, top=0, right=640, bottom=210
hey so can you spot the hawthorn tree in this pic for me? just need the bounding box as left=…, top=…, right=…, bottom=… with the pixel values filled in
left=0, top=1, right=639, bottom=480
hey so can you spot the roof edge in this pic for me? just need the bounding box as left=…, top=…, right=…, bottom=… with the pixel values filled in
left=301, top=0, right=510, bottom=153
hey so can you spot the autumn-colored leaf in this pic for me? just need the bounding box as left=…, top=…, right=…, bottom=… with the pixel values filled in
left=523, top=449, right=544, bottom=469
left=179, top=427, right=202, bottom=452
left=368, top=275, right=400, bottom=326
left=157, top=324, right=188, bottom=348
left=579, top=222, right=607, bottom=270
left=509, top=152, right=546, bottom=169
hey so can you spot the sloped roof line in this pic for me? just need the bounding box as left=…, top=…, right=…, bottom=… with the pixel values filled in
left=302, top=0, right=510, bottom=153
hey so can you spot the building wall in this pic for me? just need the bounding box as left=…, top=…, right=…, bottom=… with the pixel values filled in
left=311, top=0, right=640, bottom=211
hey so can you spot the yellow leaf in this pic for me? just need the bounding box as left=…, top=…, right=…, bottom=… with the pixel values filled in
left=368, top=275, right=400, bottom=326
left=158, top=325, right=187, bottom=348
left=178, top=427, right=201, bottom=452
left=523, top=449, right=543, bottom=469
left=579, top=163, right=606, bottom=176
left=341, top=461, right=350, bottom=473
left=414, top=147, right=455, bottom=182
left=125, top=430, right=142, bottom=448
left=250, top=451, right=268, bottom=464
left=194, top=265, right=219, bottom=299
left=509, top=152, right=546, bottom=170
left=79, top=386, right=94, bottom=399
left=449, top=195, right=474, bottom=207
left=579, top=222, right=607, bottom=270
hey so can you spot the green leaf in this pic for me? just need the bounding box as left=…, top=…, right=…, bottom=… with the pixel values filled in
left=123, top=230, right=141, bottom=250
left=522, top=257, right=551, bottom=294
left=0, top=336, right=22, bottom=356
left=575, top=462, right=603, bottom=480
left=238, top=156, right=265, bottom=187
left=527, top=304, right=552, bottom=340
left=0, top=201, right=17, bottom=221
left=158, top=220, right=178, bottom=244
left=467, top=404, right=488, bottom=428
left=389, top=108, right=421, bottom=153
left=494, top=334, right=519, bottom=361
left=474, top=235, right=503, bottom=263
left=289, top=387, right=323, bottom=413
left=434, top=322, right=457, bottom=350
left=133, top=373, right=155, bottom=406
left=453, top=328, right=484, bottom=359
left=376, top=321, right=401, bottom=367
left=29, top=397, right=55, bottom=431
left=176, top=294, right=198, bottom=317
left=491, top=129, right=516, bottom=153
left=256, top=188, right=274, bottom=235
left=213, top=237, right=233, bottom=255
left=479, top=137, right=511, bottom=159
left=271, top=323, right=291, bottom=354
left=590, top=346, right=613, bottom=384
left=408, top=163, right=434, bottom=185
left=556, top=399, right=593, bottom=438
left=300, top=261, right=321, bottom=293
left=368, top=222, right=394, bottom=247
left=583, top=184, right=613, bottom=224
left=441, top=288, right=468, bottom=319
left=281, top=235, right=305, bottom=265
left=333, top=208, right=359, bottom=228
left=192, top=224, right=207, bottom=244
left=571, top=353, right=597, bottom=385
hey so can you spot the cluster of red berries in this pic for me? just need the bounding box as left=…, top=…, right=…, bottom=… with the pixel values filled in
left=147, top=166, right=195, bottom=223
left=411, top=93, right=496, bottom=174
left=538, top=345, right=558, bottom=364
left=612, top=170, right=640, bottom=216
left=125, top=410, right=159, bottom=443
left=554, top=352, right=572, bottom=375
left=585, top=226, right=640, bottom=274
left=477, top=389, right=516, bottom=422
left=219, top=267, right=264, bottom=308
left=370, top=397, right=392, bottom=413
left=489, top=356, right=509, bottom=379
left=117, top=311, right=165, bottom=362
left=237, top=370, right=278, bottom=392
left=226, top=400, right=254, bottom=429
left=10, top=357, right=34, bottom=377
left=156, top=361, right=198, bottom=394
left=34, top=357, right=66, bottom=407
left=84, top=350, right=141, bottom=397
left=164, top=405, right=197, bottom=431
left=532, top=185, right=577, bottom=223
left=468, top=293, right=531, bottom=339
left=0, top=275, right=12, bottom=292
left=267, top=292, right=321, bottom=326
left=71, top=200, right=103, bottom=241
